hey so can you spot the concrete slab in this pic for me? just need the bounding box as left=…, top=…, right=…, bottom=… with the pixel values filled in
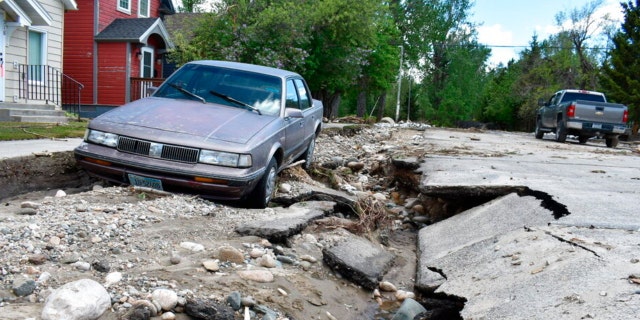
left=322, top=232, right=395, bottom=290
left=234, top=201, right=335, bottom=242
left=416, top=193, right=554, bottom=291
left=418, top=129, right=640, bottom=230
left=427, top=226, right=640, bottom=319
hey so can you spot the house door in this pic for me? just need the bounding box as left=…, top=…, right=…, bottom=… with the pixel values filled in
left=139, top=47, right=153, bottom=98
left=0, top=14, right=5, bottom=102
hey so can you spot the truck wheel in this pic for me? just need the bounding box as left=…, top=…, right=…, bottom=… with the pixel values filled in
left=555, top=120, right=567, bottom=143
left=605, top=136, right=619, bottom=148
left=246, top=157, right=277, bottom=208
left=578, top=136, right=589, bottom=144
left=534, top=119, right=544, bottom=139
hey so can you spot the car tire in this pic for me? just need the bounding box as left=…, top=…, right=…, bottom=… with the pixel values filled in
left=578, top=135, right=589, bottom=144
left=534, top=119, right=544, bottom=139
left=247, top=157, right=278, bottom=208
left=301, top=136, right=316, bottom=170
left=555, top=119, right=567, bottom=143
left=605, top=136, right=619, bottom=148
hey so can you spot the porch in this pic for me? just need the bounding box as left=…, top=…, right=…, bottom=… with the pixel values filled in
left=0, top=64, right=84, bottom=123
left=1, top=65, right=165, bottom=122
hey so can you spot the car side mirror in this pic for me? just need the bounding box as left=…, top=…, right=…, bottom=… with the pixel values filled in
left=537, top=98, right=546, bottom=107
left=285, top=108, right=303, bottom=118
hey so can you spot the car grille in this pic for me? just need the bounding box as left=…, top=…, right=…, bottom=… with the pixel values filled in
left=117, top=136, right=199, bottom=163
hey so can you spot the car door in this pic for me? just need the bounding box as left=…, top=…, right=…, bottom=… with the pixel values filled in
left=540, top=93, right=559, bottom=127
left=293, top=78, right=317, bottom=140
left=283, top=78, right=306, bottom=160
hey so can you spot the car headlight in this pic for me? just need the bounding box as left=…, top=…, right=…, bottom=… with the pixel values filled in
left=86, top=129, right=119, bottom=148
left=199, top=150, right=252, bottom=168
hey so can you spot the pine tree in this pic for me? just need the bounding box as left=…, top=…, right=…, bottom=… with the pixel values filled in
left=600, top=0, right=640, bottom=130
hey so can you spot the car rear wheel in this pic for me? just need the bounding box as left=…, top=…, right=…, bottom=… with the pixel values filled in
left=555, top=120, right=567, bottom=143
left=246, top=157, right=277, bottom=208
left=301, top=136, right=316, bottom=170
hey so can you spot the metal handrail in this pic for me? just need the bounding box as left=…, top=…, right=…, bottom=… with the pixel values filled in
left=62, top=73, right=84, bottom=119
left=18, top=64, right=84, bottom=119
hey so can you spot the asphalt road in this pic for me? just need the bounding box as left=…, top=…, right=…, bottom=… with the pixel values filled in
left=414, top=128, right=640, bottom=319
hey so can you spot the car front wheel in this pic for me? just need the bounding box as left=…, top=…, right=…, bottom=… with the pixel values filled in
left=246, top=157, right=278, bottom=208
left=534, top=119, right=544, bottom=139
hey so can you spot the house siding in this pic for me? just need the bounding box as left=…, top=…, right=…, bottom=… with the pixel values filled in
left=97, top=42, right=128, bottom=105
left=63, top=0, right=96, bottom=105
left=3, top=0, right=65, bottom=104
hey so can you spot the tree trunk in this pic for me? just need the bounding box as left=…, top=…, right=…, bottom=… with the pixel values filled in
left=356, top=90, right=367, bottom=117
left=376, top=91, right=387, bottom=121
left=320, top=89, right=342, bottom=120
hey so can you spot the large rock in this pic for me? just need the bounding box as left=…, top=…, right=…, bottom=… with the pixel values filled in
left=235, top=201, right=333, bottom=242
left=184, top=298, right=235, bottom=320
left=322, top=232, right=394, bottom=290
left=41, top=279, right=111, bottom=320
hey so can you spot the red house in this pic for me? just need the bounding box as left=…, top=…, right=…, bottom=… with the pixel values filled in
left=63, top=0, right=175, bottom=117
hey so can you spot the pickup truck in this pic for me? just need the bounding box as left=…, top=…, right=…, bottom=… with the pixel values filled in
left=535, top=89, right=628, bottom=147
left=75, top=60, right=323, bottom=208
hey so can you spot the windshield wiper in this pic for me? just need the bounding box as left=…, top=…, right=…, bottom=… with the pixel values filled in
left=209, top=90, right=262, bottom=115
left=168, top=83, right=206, bottom=103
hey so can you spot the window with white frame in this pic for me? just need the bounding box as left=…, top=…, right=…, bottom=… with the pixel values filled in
left=138, top=0, right=149, bottom=17
left=118, top=0, right=131, bottom=14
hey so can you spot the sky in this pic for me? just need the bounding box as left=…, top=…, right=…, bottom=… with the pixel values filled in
left=471, top=0, right=625, bottom=67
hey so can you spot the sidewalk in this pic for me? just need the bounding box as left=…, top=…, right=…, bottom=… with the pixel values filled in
left=0, top=138, right=83, bottom=159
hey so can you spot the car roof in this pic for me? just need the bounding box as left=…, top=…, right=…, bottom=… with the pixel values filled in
left=186, top=60, right=301, bottom=79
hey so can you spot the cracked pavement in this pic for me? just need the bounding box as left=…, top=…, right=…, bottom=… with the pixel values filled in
left=415, top=128, right=640, bottom=319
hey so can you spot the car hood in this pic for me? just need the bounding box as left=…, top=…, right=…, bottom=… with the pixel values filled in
left=95, top=97, right=276, bottom=144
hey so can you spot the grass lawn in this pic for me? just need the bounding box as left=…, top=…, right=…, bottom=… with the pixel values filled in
left=0, top=119, right=88, bottom=141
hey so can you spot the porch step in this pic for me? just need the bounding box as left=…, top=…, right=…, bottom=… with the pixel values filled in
left=0, top=103, right=68, bottom=124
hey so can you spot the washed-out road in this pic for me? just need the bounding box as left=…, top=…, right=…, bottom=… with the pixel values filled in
left=414, top=128, right=640, bottom=319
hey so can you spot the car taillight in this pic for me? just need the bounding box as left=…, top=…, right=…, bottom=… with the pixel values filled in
left=567, top=103, right=576, bottom=118
left=623, top=109, right=628, bottom=123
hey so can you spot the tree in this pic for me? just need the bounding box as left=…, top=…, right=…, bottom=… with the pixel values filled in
left=392, top=0, right=490, bottom=126
left=178, top=0, right=205, bottom=12
left=555, top=0, right=612, bottom=89
left=302, top=0, right=387, bottom=118
left=600, top=0, right=640, bottom=130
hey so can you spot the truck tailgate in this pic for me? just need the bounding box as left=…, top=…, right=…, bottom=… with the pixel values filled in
left=573, top=100, right=626, bottom=124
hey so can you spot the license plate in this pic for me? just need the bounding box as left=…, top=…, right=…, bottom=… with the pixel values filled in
left=592, top=123, right=602, bottom=129
left=128, top=173, right=163, bottom=190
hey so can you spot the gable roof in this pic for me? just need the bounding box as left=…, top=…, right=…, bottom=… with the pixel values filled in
left=0, top=0, right=74, bottom=26
left=95, top=18, right=174, bottom=49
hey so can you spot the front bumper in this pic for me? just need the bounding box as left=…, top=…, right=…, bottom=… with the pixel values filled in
left=74, top=142, right=263, bottom=201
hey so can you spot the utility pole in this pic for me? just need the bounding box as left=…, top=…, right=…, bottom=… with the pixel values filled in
left=407, top=77, right=411, bottom=122
left=395, top=45, right=403, bottom=122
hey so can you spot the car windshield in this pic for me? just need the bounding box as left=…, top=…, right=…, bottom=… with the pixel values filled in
left=154, top=64, right=282, bottom=116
